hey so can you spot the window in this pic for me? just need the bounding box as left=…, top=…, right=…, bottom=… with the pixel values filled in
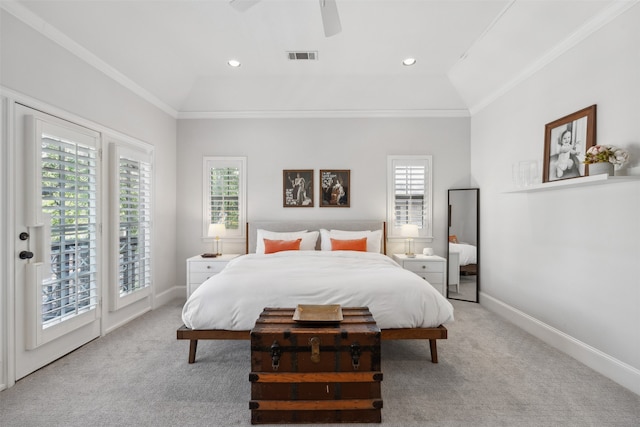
left=387, top=155, right=433, bottom=238
left=203, top=157, right=247, bottom=238
left=109, top=142, right=153, bottom=310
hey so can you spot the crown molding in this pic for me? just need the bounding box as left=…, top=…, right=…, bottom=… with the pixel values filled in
left=1, top=85, right=152, bottom=150
left=1, top=0, right=178, bottom=118
left=1, top=1, right=468, bottom=121
left=468, top=0, right=639, bottom=115
left=2, top=1, right=470, bottom=120
left=177, top=109, right=470, bottom=119
left=6, top=0, right=636, bottom=120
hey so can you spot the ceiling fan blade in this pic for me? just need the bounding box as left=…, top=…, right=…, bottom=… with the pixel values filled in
left=229, top=0, right=261, bottom=13
left=319, top=0, right=342, bottom=37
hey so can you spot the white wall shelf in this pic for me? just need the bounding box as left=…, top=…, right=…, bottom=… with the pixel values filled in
left=505, top=174, right=640, bottom=193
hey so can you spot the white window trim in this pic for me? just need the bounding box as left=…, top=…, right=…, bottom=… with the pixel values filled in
left=108, top=138, right=153, bottom=311
left=202, top=156, right=247, bottom=240
left=0, top=96, right=8, bottom=390
left=386, top=155, right=433, bottom=240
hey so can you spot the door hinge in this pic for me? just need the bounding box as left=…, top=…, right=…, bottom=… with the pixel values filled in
left=98, top=148, right=103, bottom=160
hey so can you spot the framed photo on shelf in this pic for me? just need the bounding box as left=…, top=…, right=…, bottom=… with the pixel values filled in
left=320, top=169, right=350, bottom=207
left=283, top=169, right=314, bottom=207
left=543, top=105, right=596, bottom=183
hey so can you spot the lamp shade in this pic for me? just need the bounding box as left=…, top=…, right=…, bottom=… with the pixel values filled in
left=400, top=224, right=419, bottom=238
left=208, top=223, right=226, bottom=237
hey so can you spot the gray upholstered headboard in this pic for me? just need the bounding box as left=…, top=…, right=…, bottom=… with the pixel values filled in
left=247, top=220, right=386, bottom=254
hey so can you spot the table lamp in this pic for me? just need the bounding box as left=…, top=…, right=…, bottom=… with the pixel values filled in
left=401, top=224, right=419, bottom=258
left=208, top=223, right=226, bottom=256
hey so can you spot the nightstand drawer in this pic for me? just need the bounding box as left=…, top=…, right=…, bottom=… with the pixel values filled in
left=189, top=261, right=226, bottom=274
left=186, top=254, right=240, bottom=298
left=190, top=272, right=218, bottom=284
left=392, top=254, right=446, bottom=297
left=415, top=272, right=443, bottom=285
left=402, top=261, right=444, bottom=273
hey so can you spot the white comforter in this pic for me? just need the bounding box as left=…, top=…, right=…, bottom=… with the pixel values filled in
left=449, top=242, right=477, bottom=266
left=182, top=251, right=454, bottom=330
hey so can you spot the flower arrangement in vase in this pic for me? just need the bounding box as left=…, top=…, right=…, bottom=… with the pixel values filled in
left=583, top=145, right=629, bottom=176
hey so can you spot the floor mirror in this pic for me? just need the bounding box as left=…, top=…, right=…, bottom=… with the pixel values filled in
left=447, top=188, right=479, bottom=302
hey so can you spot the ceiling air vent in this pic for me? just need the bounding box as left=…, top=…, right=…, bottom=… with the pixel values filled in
left=287, top=51, right=318, bottom=61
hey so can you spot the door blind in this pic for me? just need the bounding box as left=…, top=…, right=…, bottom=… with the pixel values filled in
left=118, top=156, right=152, bottom=296
left=41, top=136, right=98, bottom=327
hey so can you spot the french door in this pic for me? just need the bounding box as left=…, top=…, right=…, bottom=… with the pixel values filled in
left=14, top=104, right=101, bottom=380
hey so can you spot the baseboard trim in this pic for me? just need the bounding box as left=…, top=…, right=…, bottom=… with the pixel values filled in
left=480, top=292, right=640, bottom=396
left=104, top=307, right=151, bottom=335
left=154, top=286, right=185, bottom=308
left=102, top=287, right=184, bottom=336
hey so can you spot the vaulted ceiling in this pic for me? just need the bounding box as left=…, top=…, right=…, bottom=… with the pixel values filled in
left=3, top=0, right=625, bottom=117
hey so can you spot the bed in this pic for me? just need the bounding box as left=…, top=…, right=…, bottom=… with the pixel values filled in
left=177, top=220, right=454, bottom=364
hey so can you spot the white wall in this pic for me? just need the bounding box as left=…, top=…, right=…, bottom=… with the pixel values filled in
left=471, top=5, right=640, bottom=393
left=0, top=9, right=178, bottom=363
left=176, top=117, right=470, bottom=284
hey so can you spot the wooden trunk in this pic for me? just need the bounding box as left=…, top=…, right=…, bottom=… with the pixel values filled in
left=250, top=307, right=382, bottom=424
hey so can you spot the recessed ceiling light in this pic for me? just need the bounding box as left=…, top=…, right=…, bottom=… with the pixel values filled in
left=228, top=59, right=241, bottom=67
left=402, top=58, right=416, bottom=66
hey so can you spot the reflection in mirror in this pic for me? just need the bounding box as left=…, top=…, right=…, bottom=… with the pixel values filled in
left=447, top=188, right=479, bottom=302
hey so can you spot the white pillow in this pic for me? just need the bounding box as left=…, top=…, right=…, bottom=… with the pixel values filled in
left=319, top=229, right=382, bottom=253
left=256, top=229, right=319, bottom=254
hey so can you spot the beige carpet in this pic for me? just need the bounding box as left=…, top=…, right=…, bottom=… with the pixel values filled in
left=1, top=298, right=638, bottom=426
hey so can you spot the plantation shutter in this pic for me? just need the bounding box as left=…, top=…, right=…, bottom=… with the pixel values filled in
left=110, top=143, right=153, bottom=310
left=203, top=157, right=246, bottom=238
left=387, top=156, right=433, bottom=238
left=40, top=134, right=99, bottom=326
left=210, top=166, right=240, bottom=229
left=394, top=163, right=426, bottom=227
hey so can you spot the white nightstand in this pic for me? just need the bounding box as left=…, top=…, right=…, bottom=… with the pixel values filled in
left=186, top=254, right=240, bottom=298
left=392, top=254, right=447, bottom=297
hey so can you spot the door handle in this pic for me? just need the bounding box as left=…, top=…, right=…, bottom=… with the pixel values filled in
left=19, top=251, right=34, bottom=260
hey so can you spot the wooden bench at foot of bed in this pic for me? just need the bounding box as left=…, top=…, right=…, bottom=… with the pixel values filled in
left=176, top=324, right=448, bottom=364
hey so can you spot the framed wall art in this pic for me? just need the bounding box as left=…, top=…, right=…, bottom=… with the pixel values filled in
left=543, top=105, right=596, bottom=183
left=320, top=169, right=350, bottom=207
left=283, top=169, right=314, bottom=207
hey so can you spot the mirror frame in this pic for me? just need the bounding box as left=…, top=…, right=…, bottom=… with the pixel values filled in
left=446, top=188, right=480, bottom=303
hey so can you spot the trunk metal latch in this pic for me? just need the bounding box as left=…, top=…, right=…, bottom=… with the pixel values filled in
left=309, top=337, right=321, bottom=363
left=350, top=342, right=361, bottom=370
left=270, top=341, right=281, bottom=371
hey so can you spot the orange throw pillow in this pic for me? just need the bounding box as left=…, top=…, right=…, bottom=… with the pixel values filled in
left=449, top=235, right=458, bottom=243
left=263, top=238, right=302, bottom=254
left=330, top=237, right=367, bottom=252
